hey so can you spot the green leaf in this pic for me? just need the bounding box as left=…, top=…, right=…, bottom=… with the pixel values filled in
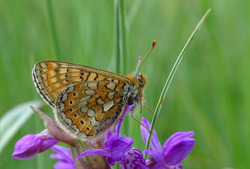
left=0, top=100, right=43, bottom=153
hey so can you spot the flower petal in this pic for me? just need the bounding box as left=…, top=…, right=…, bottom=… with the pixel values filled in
left=37, top=130, right=59, bottom=152
left=12, top=129, right=59, bottom=160
left=51, top=145, right=73, bottom=160
left=105, top=105, right=134, bottom=150
left=114, top=104, right=134, bottom=136
left=50, top=145, right=76, bottom=169
left=76, top=149, right=111, bottom=161
left=106, top=130, right=112, bottom=141
left=140, top=117, right=150, bottom=143
left=53, top=160, right=76, bottom=169
left=163, top=131, right=195, bottom=165
left=141, top=117, right=162, bottom=151
left=120, top=148, right=149, bottom=169
left=163, top=131, right=194, bottom=149
left=12, top=134, right=42, bottom=160
left=110, top=136, right=133, bottom=161
left=164, top=139, right=195, bottom=165
left=146, top=158, right=183, bottom=169
left=143, top=149, right=164, bottom=164
left=106, top=157, right=116, bottom=166
left=148, top=163, right=167, bottom=169
left=105, top=131, right=116, bottom=149
left=39, top=137, right=59, bottom=152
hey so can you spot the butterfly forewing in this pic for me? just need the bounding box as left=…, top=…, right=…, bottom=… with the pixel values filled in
left=32, top=60, right=130, bottom=107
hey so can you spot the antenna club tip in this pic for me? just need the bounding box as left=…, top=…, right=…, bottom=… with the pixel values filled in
left=152, top=40, right=157, bottom=47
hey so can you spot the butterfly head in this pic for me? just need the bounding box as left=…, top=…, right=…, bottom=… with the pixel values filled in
left=136, top=73, right=147, bottom=88
left=128, top=73, right=147, bottom=89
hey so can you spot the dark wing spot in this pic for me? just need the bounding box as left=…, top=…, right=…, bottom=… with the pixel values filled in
left=80, top=120, right=84, bottom=124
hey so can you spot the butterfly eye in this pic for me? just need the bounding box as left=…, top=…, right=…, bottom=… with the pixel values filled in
left=136, top=74, right=146, bottom=87
left=140, top=74, right=147, bottom=87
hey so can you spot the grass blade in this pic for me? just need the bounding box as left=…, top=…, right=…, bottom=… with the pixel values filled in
left=145, top=9, right=211, bottom=156
left=115, top=0, right=129, bottom=138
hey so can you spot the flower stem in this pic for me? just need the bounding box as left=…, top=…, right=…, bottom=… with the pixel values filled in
left=144, top=9, right=211, bottom=157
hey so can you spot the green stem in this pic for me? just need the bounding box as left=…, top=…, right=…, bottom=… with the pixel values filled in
left=144, top=9, right=211, bottom=158
left=116, top=0, right=127, bottom=74
left=46, top=0, right=61, bottom=60
left=115, top=0, right=129, bottom=138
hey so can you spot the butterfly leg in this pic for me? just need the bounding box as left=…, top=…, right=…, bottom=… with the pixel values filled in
left=139, top=90, right=142, bottom=114
left=131, top=114, right=150, bottom=132
left=144, top=99, right=154, bottom=114
left=119, top=103, right=151, bottom=132
left=120, top=93, right=151, bottom=133
left=139, top=89, right=154, bottom=115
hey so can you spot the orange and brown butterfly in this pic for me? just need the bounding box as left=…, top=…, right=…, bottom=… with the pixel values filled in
left=32, top=40, right=156, bottom=141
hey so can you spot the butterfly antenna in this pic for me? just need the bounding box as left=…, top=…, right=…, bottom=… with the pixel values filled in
left=135, top=57, right=142, bottom=76
left=135, top=40, right=157, bottom=77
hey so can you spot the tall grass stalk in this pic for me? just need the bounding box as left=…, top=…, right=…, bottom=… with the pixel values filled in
left=145, top=9, right=211, bottom=157
left=46, top=0, right=61, bottom=60
left=115, top=0, right=130, bottom=139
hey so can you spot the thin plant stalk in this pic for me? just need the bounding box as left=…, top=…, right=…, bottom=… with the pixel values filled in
left=115, top=0, right=130, bottom=146
left=145, top=9, right=211, bottom=157
left=46, top=0, right=61, bottom=60
left=116, top=0, right=127, bottom=74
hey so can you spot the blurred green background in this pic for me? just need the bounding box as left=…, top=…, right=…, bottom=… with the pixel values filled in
left=0, top=0, right=249, bottom=168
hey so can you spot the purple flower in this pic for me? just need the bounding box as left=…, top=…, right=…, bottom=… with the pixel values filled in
left=12, top=129, right=58, bottom=160
left=141, top=117, right=195, bottom=169
left=50, top=145, right=76, bottom=169
left=76, top=105, right=148, bottom=169
left=120, top=147, right=149, bottom=169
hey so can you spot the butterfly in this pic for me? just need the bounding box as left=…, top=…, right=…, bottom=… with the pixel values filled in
left=32, top=40, right=156, bottom=141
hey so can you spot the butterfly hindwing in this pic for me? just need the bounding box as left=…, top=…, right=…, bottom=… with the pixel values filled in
left=54, top=80, right=129, bottom=140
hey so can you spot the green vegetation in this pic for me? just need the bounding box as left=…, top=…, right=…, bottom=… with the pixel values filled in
left=0, top=1, right=249, bottom=168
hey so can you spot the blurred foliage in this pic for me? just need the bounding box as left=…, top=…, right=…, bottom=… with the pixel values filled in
left=0, top=0, right=249, bottom=169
